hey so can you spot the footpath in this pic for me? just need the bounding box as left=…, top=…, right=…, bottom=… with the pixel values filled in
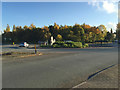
left=73, top=65, right=118, bottom=88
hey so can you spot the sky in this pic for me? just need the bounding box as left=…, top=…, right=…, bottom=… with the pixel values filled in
left=2, top=1, right=118, bottom=32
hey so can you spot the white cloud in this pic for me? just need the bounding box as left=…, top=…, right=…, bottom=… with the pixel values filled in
left=103, top=1, right=117, bottom=14
left=106, top=22, right=117, bottom=32
left=88, top=0, right=118, bottom=14
left=88, top=0, right=101, bottom=10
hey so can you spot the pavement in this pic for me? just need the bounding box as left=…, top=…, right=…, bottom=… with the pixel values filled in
left=73, top=65, right=118, bottom=88
left=2, top=47, right=118, bottom=88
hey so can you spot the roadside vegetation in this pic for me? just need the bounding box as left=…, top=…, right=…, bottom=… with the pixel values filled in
left=40, top=41, right=88, bottom=48
left=52, top=41, right=88, bottom=48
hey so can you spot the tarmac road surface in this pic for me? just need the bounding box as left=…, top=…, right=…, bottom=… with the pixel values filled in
left=2, top=48, right=118, bottom=88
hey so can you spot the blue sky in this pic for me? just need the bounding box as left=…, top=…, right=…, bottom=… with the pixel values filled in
left=2, top=1, right=118, bottom=32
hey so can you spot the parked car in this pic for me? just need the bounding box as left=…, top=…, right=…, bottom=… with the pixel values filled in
left=19, top=42, right=29, bottom=47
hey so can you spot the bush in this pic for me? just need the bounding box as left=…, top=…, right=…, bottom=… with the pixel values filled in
left=71, top=44, right=75, bottom=48
left=53, top=41, right=65, bottom=47
left=73, top=42, right=82, bottom=48
left=52, top=44, right=61, bottom=48
left=85, top=44, right=89, bottom=47
left=63, top=44, right=68, bottom=48
left=52, top=41, right=89, bottom=48
left=83, top=45, right=86, bottom=48
left=66, top=42, right=83, bottom=48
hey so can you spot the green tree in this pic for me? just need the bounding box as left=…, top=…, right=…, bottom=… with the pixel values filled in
left=98, top=25, right=107, bottom=37
left=110, top=28, right=113, bottom=34
left=73, top=24, right=85, bottom=42
left=105, top=32, right=114, bottom=41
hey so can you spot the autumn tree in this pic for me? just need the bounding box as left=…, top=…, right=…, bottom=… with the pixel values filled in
left=13, top=25, right=16, bottom=32
left=23, top=25, right=28, bottom=30
left=56, top=34, right=62, bottom=41
left=49, top=23, right=59, bottom=38
left=3, top=23, right=112, bottom=44
left=54, top=23, right=59, bottom=30
left=30, top=23, right=36, bottom=29
left=5, top=24, right=10, bottom=32
left=44, top=26, right=49, bottom=31
left=116, top=23, right=120, bottom=40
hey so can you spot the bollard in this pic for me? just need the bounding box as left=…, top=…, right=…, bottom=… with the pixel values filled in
left=34, top=44, right=37, bottom=54
left=13, top=42, right=14, bottom=45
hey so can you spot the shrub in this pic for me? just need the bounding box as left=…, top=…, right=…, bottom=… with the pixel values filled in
left=83, top=45, right=86, bottom=48
left=53, top=41, right=65, bottom=47
left=52, top=44, right=61, bottom=48
left=63, top=44, right=68, bottom=48
left=65, top=42, right=83, bottom=48
left=85, top=44, right=89, bottom=47
left=55, top=41, right=65, bottom=44
left=52, top=41, right=89, bottom=48
left=73, top=42, right=82, bottom=48
left=71, top=44, right=75, bottom=48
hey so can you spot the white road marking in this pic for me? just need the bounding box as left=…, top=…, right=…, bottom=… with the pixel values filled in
left=72, top=81, right=87, bottom=88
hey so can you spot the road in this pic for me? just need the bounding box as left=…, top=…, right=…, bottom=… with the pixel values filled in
left=2, top=48, right=118, bottom=88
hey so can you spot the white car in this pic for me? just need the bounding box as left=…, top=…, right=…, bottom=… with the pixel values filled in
left=19, top=42, right=29, bottom=47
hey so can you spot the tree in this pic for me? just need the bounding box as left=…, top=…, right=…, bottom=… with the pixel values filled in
left=105, top=32, right=114, bottom=41
left=70, top=35, right=81, bottom=42
left=19, top=26, right=22, bottom=29
left=6, top=24, right=10, bottom=32
left=98, top=25, right=107, bottom=37
left=64, top=25, right=68, bottom=29
left=81, top=23, right=91, bottom=29
left=13, top=25, right=16, bottom=32
left=30, top=23, right=36, bottom=29
left=117, top=23, right=120, bottom=29
left=80, top=27, right=85, bottom=44
left=117, top=23, right=120, bottom=40
left=54, top=23, right=59, bottom=30
left=110, top=28, right=113, bottom=34
left=44, top=26, right=49, bottom=31
left=56, top=34, right=62, bottom=41
left=24, top=25, right=28, bottom=29
left=73, top=24, right=85, bottom=42
left=3, top=23, right=111, bottom=44
left=88, top=32, right=93, bottom=42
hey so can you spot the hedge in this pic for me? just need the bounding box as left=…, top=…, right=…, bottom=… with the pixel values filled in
left=52, top=41, right=85, bottom=48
